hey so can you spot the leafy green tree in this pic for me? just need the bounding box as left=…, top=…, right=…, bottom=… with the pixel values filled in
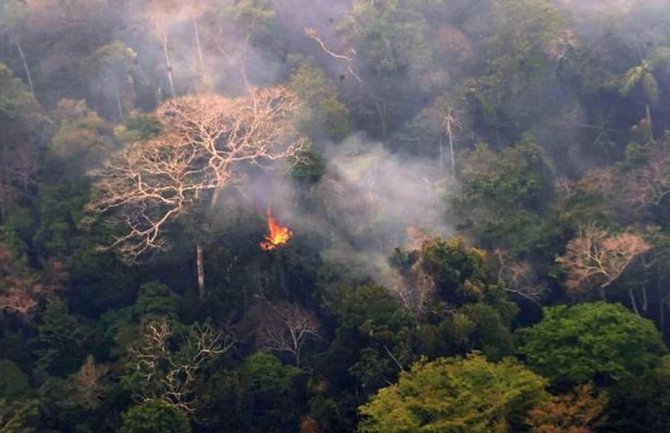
left=0, top=360, right=31, bottom=401
left=35, top=299, right=91, bottom=376
left=0, top=0, right=34, bottom=94
left=358, top=353, right=548, bottom=433
left=84, top=41, right=137, bottom=119
left=455, top=139, right=562, bottom=257
left=605, top=356, right=670, bottom=433
left=50, top=99, right=116, bottom=173
left=0, top=399, right=38, bottom=433
left=620, top=48, right=670, bottom=139
left=519, top=302, right=666, bottom=384
left=288, top=64, right=350, bottom=140
left=118, top=400, right=190, bottom=433
left=239, top=353, right=304, bottom=433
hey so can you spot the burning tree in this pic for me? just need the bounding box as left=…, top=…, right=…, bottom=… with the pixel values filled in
left=556, top=224, right=651, bottom=299
left=87, top=86, right=305, bottom=296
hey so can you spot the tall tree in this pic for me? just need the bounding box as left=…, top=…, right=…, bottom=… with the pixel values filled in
left=358, top=353, right=548, bottom=433
left=87, top=86, right=305, bottom=296
left=620, top=48, right=670, bottom=140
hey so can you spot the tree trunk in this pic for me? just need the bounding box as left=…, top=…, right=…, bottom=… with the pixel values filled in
left=163, top=34, right=176, bottom=98
left=628, top=288, right=640, bottom=316
left=116, top=88, right=124, bottom=120
left=193, top=16, right=206, bottom=85
left=446, top=118, right=456, bottom=176
left=646, top=104, right=653, bottom=141
left=15, top=40, right=34, bottom=95
left=196, top=244, right=205, bottom=299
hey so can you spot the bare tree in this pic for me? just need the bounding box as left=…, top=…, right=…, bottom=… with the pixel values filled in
left=556, top=224, right=651, bottom=299
left=623, top=152, right=670, bottom=209
left=256, top=302, right=320, bottom=368
left=0, top=247, right=65, bottom=315
left=87, top=87, right=305, bottom=297
left=126, top=319, right=234, bottom=412
left=493, top=249, right=546, bottom=304
left=71, top=355, right=109, bottom=409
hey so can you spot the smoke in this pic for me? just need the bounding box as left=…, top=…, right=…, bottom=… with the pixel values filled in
left=235, top=133, right=452, bottom=287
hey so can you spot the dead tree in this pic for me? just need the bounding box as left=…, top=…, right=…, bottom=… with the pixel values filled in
left=556, top=224, right=651, bottom=300
left=87, top=87, right=305, bottom=297
left=493, top=249, right=546, bottom=304
left=126, top=319, right=233, bottom=412
left=256, top=302, right=320, bottom=368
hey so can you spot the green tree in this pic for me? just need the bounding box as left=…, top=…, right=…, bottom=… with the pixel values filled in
left=620, top=48, right=670, bottom=140
left=0, top=0, right=34, bottom=94
left=288, top=64, right=350, bottom=140
left=84, top=41, right=137, bottom=119
left=605, top=356, right=670, bottom=433
left=358, top=353, right=547, bottom=433
left=519, top=302, right=666, bottom=384
left=118, top=400, right=190, bottom=433
left=239, top=353, right=304, bottom=433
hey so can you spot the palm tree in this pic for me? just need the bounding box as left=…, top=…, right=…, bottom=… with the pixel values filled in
left=620, top=48, right=670, bottom=140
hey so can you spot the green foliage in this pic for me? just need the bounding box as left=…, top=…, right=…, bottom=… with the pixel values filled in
left=289, top=64, right=350, bottom=139
left=455, top=140, right=562, bottom=256
left=419, top=237, right=490, bottom=304
left=519, top=302, right=666, bottom=384
left=50, top=100, right=115, bottom=170
left=0, top=360, right=30, bottom=401
left=0, top=399, right=38, bottom=433
left=239, top=353, right=304, bottom=433
left=606, top=356, right=670, bottom=433
left=358, top=353, right=548, bottom=433
left=118, top=400, right=190, bottom=433
left=35, top=299, right=91, bottom=376
left=0, top=64, right=40, bottom=119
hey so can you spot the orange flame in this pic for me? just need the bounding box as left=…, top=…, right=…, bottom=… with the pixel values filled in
left=260, top=207, right=293, bottom=251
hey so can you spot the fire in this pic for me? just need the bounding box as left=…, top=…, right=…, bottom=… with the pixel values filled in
left=260, top=207, right=293, bottom=251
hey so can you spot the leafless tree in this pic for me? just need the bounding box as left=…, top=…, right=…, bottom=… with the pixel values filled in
left=556, top=224, right=651, bottom=299
left=256, top=302, right=320, bottom=368
left=392, top=256, right=436, bottom=316
left=71, top=355, right=109, bottom=409
left=87, top=86, right=305, bottom=296
left=0, top=247, right=65, bottom=315
left=622, top=152, right=670, bottom=209
left=493, top=249, right=546, bottom=304
left=126, top=319, right=234, bottom=412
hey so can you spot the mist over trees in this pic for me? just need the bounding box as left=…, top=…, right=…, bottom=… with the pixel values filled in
left=1, top=0, right=670, bottom=431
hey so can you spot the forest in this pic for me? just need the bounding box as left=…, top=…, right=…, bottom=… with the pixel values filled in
left=1, top=0, right=670, bottom=431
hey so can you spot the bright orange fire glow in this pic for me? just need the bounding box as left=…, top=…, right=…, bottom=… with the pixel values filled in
left=260, top=207, right=293, bottom=251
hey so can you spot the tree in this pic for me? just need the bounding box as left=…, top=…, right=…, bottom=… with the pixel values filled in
left=526, top=384, right=608, bottom=433
left=0, top=399, right=38, bottom=433
left=620, top=48, right=670, bottom=140
left=238, top=352, right=304, bottom=433
left=87, top=86, right=305, bottom=296
left=0, top=0, right=34, bottom=94
left=84, top=41, right=137, bottom=119
left=556, top=224, right=650, bottom=300
left=118, top=400, right=191, bottom=433
left=255, top=302, right=320, bottom=368
left=0, top=64, right=45, bottom=222
left=358, top=353, right=547, bottom=433
left=606, top=357, right=670, bottom=433
left=122, top=318, right=233, bottom=412
left=519, top=302, right=666, bottom=384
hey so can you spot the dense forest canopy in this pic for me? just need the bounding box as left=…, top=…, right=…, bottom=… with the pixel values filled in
left=1, top=0, right=670, bottom=431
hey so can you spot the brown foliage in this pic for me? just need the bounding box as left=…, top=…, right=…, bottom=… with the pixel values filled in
left=527, top=384, right=608, bottom=433
left=556, top=224, right=650, bottom=296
